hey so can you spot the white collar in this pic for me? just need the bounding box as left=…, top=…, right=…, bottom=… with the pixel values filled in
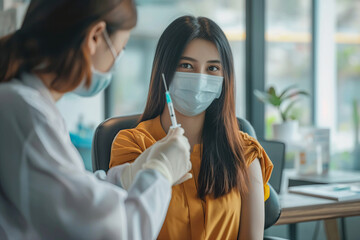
left=20, top=72, right=56, bottom=105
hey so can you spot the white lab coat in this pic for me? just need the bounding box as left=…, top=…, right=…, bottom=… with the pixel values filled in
left=0, top=72, right=171, bottom=240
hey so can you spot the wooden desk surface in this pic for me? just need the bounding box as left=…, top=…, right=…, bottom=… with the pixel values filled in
left=276, top=193, right=360, bottom=225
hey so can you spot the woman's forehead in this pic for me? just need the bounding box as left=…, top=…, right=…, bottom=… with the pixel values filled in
left=181, top=39, right=220, bottom=63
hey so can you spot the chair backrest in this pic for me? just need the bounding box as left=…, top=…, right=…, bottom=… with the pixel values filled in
left=259, top=140, right=286, bottom=194
left=92, top=114, right=140, bottom=172
left=92, top=114, right=281, bottom=229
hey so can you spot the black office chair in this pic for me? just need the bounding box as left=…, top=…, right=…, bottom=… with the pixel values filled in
left=259, top=140, right=286, bottom=194
left=92, top=114, right=283, bottom=238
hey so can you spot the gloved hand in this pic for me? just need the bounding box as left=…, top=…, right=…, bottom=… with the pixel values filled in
left=107, top=127, right=192, bottom=189
left=106, top=142, right=154, bottom=190
left=142, top=127, right=192, bottom=185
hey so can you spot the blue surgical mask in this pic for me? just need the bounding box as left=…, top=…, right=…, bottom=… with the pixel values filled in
left=73, top=30, right=124, bottom=97
left=169, top=71, right=224, bottom=116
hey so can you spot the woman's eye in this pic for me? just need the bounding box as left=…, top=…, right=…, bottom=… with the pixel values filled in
left=208, top=66, right=220, bottom=71
left=179, top=63, right=193, bottom=69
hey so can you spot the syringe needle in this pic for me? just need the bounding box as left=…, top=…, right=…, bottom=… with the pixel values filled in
left=162, top=73, right=168, bottom=91
left=161, top=73, right=180, bottom=129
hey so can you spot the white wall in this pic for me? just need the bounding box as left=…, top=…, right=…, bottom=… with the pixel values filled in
left=0, top=1, right=28, bottom=36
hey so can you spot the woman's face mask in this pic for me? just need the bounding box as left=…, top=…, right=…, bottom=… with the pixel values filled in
left=73, top=30, right=124, bottom=97
left=169, top=71, right=224, bottom=116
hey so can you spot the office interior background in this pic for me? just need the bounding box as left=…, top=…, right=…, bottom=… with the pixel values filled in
left=1, top=0, right=359, bottom=239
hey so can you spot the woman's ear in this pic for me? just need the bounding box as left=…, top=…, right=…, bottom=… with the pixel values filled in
left=85, top=21, right=106, bottom=55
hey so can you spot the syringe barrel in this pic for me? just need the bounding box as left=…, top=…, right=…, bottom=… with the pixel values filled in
left=165, top=92, right=178, bottom=127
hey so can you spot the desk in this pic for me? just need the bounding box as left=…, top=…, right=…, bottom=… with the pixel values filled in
left=276, top=193, right=360, bottom=240
left=276, top=193, right=360, bottom=225
left=277, top=170, right=360, bottom=240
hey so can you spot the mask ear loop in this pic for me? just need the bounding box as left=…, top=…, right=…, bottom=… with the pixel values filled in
left=103, top=29, right=118, bottom=60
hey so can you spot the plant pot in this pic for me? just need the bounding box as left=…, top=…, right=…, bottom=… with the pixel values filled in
left=272, top=120, right=299, bottom=142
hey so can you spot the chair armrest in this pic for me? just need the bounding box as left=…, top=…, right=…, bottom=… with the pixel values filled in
left=264, top=236, right=288, bottom=240
left=264, top=184, right=281, bottom=229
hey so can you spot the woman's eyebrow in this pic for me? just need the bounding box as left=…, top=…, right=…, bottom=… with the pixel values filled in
left=180, top=56, right=221, bottom=64
left=207, top=60, right=221, bottom=64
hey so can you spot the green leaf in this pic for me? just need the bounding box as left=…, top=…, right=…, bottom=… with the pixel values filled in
left=279, top=85, right=297, bottom=99
left=254, top=89, right=282, bottom=107
left=268, top=86, right=276, bottom=97
left=282, top=99, right=301, bottom=121
left=280, top=111, right=287, bottom=122
left=268, top=94, right=282, bottom=106
left=281, top=90, right=310, bottom=102
left=354, top=100, right=359, bottom=125
left=354, top=100, right=359, bottom=144
left=254, top=90, right=270, bottom=103
left=289, top=115, right=297, bottom=120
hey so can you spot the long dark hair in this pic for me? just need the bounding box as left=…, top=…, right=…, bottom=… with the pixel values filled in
left=0, top=0, right=137, bottom=92
left=141, top=16, right=248, bottom=199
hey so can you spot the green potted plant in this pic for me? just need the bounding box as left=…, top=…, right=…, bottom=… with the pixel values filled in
left=254, top=85, right=309, bottom=142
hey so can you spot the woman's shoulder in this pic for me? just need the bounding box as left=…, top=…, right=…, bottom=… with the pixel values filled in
left=110, top=117, right=160, bottom=167
left=238, top=131, right=262, bottom=152
left=136, top=117, right=160, bottom=133
left=237, top=131, right=272, bottom=166
left=238, top=131, right=274, bottom=201
left=112, top=117, right=160, bottom=147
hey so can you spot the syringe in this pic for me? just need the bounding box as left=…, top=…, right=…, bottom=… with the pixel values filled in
left=162, top=73, right=180, bottom=128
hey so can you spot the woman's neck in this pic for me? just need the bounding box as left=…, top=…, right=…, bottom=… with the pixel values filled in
left=160, top=104, right=205, bottom=150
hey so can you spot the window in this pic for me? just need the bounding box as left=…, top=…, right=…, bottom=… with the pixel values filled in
left=265, top=0, right=312, bottom=139
left=108, top=0, right=247, bottom=118
left=333, top=0, right=360, bottom=168
left=313, top=0, right=360, bottom=170
left=56, top=93, right=104, bottom=171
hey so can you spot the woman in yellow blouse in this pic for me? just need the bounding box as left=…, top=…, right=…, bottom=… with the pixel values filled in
left=110, top=16, right=273, bottom=240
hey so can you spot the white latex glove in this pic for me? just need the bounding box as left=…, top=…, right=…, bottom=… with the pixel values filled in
left=107, top=127, right=192, bottom=189
left=142, top=127, right=192, bottom=185
left=107, top=144, right=154, bottom=190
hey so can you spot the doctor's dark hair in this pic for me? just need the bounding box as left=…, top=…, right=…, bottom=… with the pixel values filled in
left=0, top=0, right=137, bottom=92
left=141, top=16, right=249, bottom=199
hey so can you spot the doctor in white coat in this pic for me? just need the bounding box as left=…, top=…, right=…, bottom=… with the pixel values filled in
left=0, top=0, right=192, bottom=239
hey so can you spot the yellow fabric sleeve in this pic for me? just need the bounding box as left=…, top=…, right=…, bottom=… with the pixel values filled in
left=109, top=128, right=156, bottom=169
left=239, top=131, right=274, bottom=201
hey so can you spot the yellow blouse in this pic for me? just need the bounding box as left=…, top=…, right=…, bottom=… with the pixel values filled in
left=110, top=116, right=273, bottom=240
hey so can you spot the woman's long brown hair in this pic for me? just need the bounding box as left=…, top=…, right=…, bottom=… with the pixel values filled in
left=0, top=0, right=137, bottom=92
left=140, top=16, right=249, bottom=199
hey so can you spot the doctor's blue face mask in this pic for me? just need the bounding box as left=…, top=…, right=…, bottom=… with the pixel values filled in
left=73, top=30, right=124, bottom=97
left=169, top=71, right=224, bottom=116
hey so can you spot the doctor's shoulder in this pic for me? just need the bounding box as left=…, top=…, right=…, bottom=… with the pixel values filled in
left=0, top=79, right=57, bottom=129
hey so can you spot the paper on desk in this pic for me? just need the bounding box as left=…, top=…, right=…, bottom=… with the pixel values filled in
left=288, top=183, right=360, bottom=201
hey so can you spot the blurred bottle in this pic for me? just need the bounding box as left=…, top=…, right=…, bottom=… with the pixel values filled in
left=295, top=135, right=323, bottom=176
